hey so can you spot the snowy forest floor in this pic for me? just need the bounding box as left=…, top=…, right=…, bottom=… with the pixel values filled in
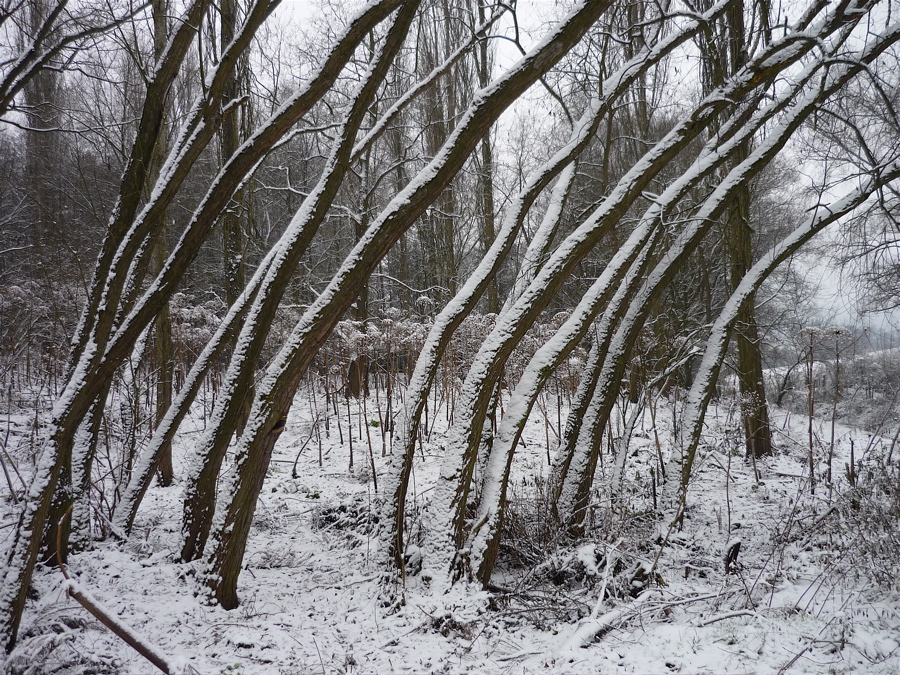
left=3, top=387, right=900, bottom=675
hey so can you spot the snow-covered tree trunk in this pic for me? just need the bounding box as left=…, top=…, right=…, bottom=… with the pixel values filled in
left=467, top=220, right=662, bottom=585
left=501, top=163, right=578, bottom=314
left=378, top=46, right=651, bottom=576
left=562, top=22, right=900, bottom=531
left=424, top=0, right=850, bottom=582
left=112, top=246, right=278, bottom=535
left=0, top=0, right=215, bottom=652
left=39, top=0, right=283, bottom=564
left=0, top=0, right=379, bottom=651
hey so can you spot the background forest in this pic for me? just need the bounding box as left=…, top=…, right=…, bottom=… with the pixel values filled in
left=2, top=0, right=900, bottom=672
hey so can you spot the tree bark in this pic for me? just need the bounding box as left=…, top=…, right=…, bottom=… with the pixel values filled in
left=178, top=0, right=408, bottom=563
left=723, top=0, right=773, bottom=459
left=220, top=0, right=247, bottom=311
left=151, top=0, right=175, bottom=486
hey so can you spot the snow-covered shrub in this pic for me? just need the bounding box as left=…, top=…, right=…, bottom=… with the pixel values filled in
left=497, top=475, right=563, bottom=571
left=311, top=496, right=377, bottom=544
left=828, top=452, right=900, bottom=590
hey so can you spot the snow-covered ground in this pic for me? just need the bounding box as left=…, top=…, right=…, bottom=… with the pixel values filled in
left=4, top=386, right=899, bottom=674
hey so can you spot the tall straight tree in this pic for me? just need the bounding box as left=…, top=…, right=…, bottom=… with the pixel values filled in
left=150, top=0, right=176, bottom=486
left=220, top=0, right=248, bottom=309
left=700, top=0, right=774, bottom=458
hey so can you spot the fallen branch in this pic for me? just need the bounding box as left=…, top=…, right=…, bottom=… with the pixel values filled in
left=559, top=590, right=657, bottom=655
left=696, top=609, right=757, bottom=627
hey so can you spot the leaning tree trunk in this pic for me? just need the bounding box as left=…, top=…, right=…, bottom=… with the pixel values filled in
left=468, top=222, right=661, bottom=586
left=378, top=0, right=688, bottom=578
left=113, top=247, right=275, bottom=535
left=0, top=0, right=346, bottom=652
left=178, top=0, right=408, bottom=564
left=564, top=28, right=899, bottom=533
left=673, top=163, right=900, bottom=517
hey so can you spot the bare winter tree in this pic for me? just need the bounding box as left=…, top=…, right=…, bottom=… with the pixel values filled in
left=2, top=0, right=899, bottom=654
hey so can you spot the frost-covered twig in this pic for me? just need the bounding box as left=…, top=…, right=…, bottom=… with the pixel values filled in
left=696, top=609, right=757, bottom=627
left=590, top=538, right=622, bottom=620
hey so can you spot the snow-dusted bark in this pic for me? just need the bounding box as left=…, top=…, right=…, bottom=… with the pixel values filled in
left=201, top=0, right=617, bottom=608
left=466, top=220, right=662, bottom=584
left=183, top=0, right=506, bottom=568
left=376, top=0, right=725, bottom=580
left=502, top=163, right=578, bottom=313
left=113, top=245, right=278, bottom=536
left=672, top=156, right=900, bottom=511
left=83, top=0, right=364, bottom=370
left=68, top=401, right=104, bottom=549
left=63, top=0, right=400, bottom=410
left=555, top=279, right=637, bottom=522
left=377, top=154, right=579, bottom=579
left=60, top=577, right=176, bottom=674
left=67, top=0, right=242, bottom=374
left=40, top=0, right=285, bottom=560
left=377, top=69, right=618, bottom=576
left=0, top=0, right=215, bottom=652
left=552, top=330, right=603, bottom=492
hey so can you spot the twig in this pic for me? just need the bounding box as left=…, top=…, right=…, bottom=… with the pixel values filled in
left=777, top=643, right=811, bottom=674
left=292, top=418, right=319, bottom=479
left=313, top=637, right=326, bottom=675
left=496, top=649, right=543, bottom=661
left=696, top=609, right=757, bottom=627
